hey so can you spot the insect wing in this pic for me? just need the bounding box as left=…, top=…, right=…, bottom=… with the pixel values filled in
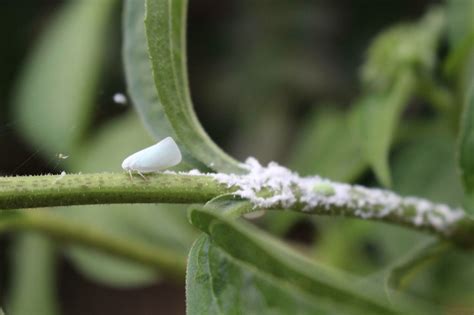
left=123, top=137, right=182, bottom=172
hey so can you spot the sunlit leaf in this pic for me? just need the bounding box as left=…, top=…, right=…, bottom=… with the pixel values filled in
left=13, top=0, right=115, bottom=156
left=144, top=0, right=244, bottom=173
left=187, top=207, right=422, bottom=315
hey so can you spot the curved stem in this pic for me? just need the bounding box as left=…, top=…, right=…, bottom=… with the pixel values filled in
left=0, top=210, right=187, bottom=280
left=1, top=172, right=474, bottom=248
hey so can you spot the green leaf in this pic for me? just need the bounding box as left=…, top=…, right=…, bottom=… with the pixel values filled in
left=355, top=72, right=415, bottom=187
left=393, top=122, right=464, bottom=206
left=444, top=0, right=474, bottom=89
left=7, top=233, right=59, bottom=315
left=459, top=86, right=474, bottom=212
left=446, top=0, right=474, bottom=48
left=289, top=107, right=366, bottom=182
left=362, top=8, right=444, bottom=90
left=13, top=0, right=115, bottom=156
left=123, top=0, right=202, bottom=170
left=63, top=204, right=192, bottom=287
left=204, top=194, right=255, bottom=219
left=386, top=239, right=450, bottom=292
left=187, top=207, right=418, bottom=315
left=315, top=219, right=428, bottom=276
left=186, top=235, right=335, bottom=315
left=143, top=0, right=244, bottom=173
left=357, top=8, right=445, bottom=187
left=61, top=112, right=196, bottom=287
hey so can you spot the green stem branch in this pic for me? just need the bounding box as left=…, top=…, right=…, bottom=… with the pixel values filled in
left=1, top=172, right=474, bottom=248
left=0, top=172, right=228, bottom=209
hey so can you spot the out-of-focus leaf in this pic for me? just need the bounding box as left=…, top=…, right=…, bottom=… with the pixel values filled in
left=357, top=8, right=445, bottom=187
left=187, top=207, right=420, bottom=315
left=446, top=0, right=474, bottom=48
left=315, top=218, right=428, bottom=276
left=289, top=107, right=366, bottom=182
left=63, top=204, right=191, bottom=287
left=13, top=0, right=115, bottom=156
left=445, top=0, right=474, bottom=93
left=123, top=0, right=202, bottom=170
left=144, top=0, right=243, bottom=173
left=362, top=8, right=444, bottom=90
left=61, top=112, right=196, bottom=287
left=7, top=233, right=59, bottom=315
left=393, top=122, right=464, bottom=206
left=355, top=72, right=415, bottom=187
left=386, top=240, right=450, bottom=292
left=459, top=86, right=474, bottom=212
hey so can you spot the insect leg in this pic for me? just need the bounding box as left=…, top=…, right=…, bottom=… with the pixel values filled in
left=137, top=171, right=148, bottom=181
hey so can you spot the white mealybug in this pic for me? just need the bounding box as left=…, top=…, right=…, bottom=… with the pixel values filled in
left=122, top=137, right=182, bottom=179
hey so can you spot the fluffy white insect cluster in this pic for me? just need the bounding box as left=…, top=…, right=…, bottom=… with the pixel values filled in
left=185, top=158, right=465, bottom=233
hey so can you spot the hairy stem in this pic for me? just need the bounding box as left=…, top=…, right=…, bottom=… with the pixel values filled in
left=1, top=172, right=474, bottom=248
left=0, top=210, right=187, bottom=280
left=0, top=172, right=228, bottom=209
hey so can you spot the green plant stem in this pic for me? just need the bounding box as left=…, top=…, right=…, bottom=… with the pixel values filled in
left=0, top=172, right=229, bottom=209
left=0, top=210, right=187, bottom=281
left=1, top=173, right=474, bottom=248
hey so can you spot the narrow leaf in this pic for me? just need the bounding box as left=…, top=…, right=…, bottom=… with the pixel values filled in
left=187, top=207, right=422, bottom=314
left=13, top=0, right=115, bottom=155
left=459, top=85, right=474, bottom=212
left=358, top=8, right=444, bottom=186
left=144, top=0, right=244, bottom=173
left=355, top=72, right=415, bottom=187
left=123, top=0, right=203, bottom=170
left=7, top=233, right=59, bottom=315
left=386, top=239, right=450, bottom=292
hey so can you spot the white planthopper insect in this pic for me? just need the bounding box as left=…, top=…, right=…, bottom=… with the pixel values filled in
left=121, top=137, right=182, bottom=179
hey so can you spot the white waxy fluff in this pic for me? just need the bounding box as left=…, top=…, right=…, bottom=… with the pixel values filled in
left=121, top=137, right=182, bottom=173
left=171, top=158, right=466, bottom=234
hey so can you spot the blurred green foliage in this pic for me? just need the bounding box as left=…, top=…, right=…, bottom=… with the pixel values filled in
left=1, top=0, right=474, bottom=314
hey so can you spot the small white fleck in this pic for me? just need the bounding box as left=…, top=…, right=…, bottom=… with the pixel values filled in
left=57, top=153, right=69, bottom=160
left=113, top=93, right=127, bottom=105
